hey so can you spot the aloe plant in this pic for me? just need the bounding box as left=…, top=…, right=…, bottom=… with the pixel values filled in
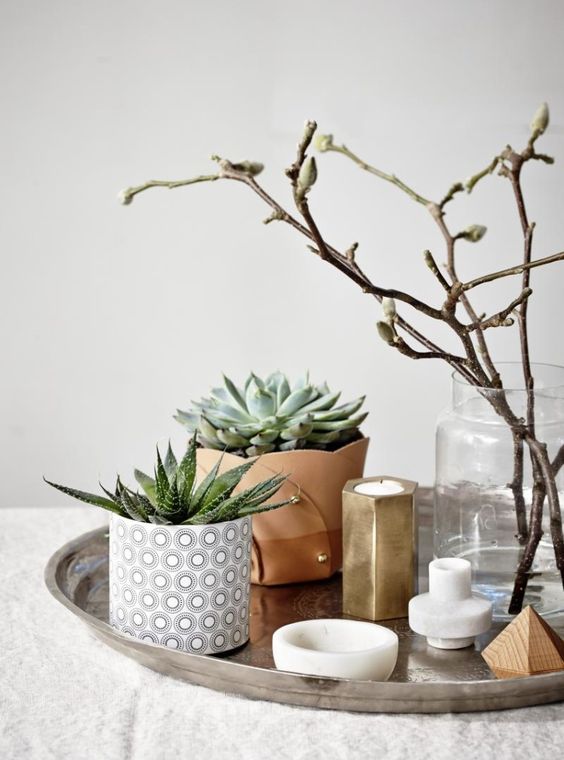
left=45, top=436, right=296, bottom=525
left=175, top=371, right=367, bottom=456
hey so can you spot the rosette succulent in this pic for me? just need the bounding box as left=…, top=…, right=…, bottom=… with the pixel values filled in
left=175, top=372, right=367, bottom=456
left=45, top=436, right=295, bottom=525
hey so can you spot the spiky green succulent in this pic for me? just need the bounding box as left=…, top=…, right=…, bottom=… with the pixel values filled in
left=175, top=372, right=367, bottom=457
left=45, top=436, right=295, bottom=525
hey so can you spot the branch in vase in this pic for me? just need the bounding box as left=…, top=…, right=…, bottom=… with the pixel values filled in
left=461, top=251, right=564, bottom=292
left=466, top=288, right=532, bottom=332
left=120, top=108, right=563, bottom=613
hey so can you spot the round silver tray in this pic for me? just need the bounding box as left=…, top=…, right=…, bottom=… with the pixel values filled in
left=44, top=494, right=564, bottom=713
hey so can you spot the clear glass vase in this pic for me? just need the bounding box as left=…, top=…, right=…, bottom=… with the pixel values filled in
left=434, top=363, right=564, bottom=619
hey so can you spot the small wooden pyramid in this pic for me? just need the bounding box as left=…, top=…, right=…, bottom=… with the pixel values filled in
left=482, top=605, right=564, bottom=679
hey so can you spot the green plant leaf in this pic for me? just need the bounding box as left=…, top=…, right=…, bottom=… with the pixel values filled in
left=245, top=444, right=276, bottom=457
left=312, top=412, right=368, bottom=431
left=276, top=386, right=317, bottom=418
left=162, top=475, right=183, bottom=516
left=131, top=490, right=156, bottom=516
left=174, top=409, right=200, bottom=430
left=222, top=374, right=248, bottom=412
left=246, top=379, right=276, bottom=418
left=299, top=390, right=341, bottom=415
left=292, top=371, right=310, bottom=390
left=312, top=396, right=365, bottom=422
left=216, top=429, right=249, bottom=448
left=199, top=415, right=221, bottom=442
left=190, top=454, right=225, bottom=515
left=249, top=430, right=279, bottom=445
left=305, top=430, right=340, bottom=443
left=148, top=513, right=172, bottom=525
left=278, top=439, right=306, bottom=451
left=201, top=459, right=256, bottom=510
left=134, top=469, right=157, bottom=505
left=164, top=442, right=178, bottom=481
left=117, top=480, right=148, bottom=521
left=197, top=435, right=224, bottom=451
left=154, top=448, right=170, bottom=508
left=280, top=422, right=314, bottom=440
left=178, top=435, right=198, bottom=505
left=238, top=496, right=297, bottom=517
left=44, top=478, right=125, bottom=516
left=277, top=376, right=291, bottom=407
left=210, top=386, right=230, bottom=402
left=213, top=402, right=253, bottom=422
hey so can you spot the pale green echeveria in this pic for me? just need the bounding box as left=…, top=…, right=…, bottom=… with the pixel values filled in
left=175, top=372, right=368, bottom=457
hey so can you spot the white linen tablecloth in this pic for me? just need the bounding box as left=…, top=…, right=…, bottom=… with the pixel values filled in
left=1, top=507, right=564, bottom=760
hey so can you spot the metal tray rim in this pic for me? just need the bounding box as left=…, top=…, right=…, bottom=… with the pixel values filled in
left=44, top=527, right=564, bottom=713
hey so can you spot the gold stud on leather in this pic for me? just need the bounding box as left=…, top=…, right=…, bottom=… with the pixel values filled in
left=317, top=553, right=328, bottom=564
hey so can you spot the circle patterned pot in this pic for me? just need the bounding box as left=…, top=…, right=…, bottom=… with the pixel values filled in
left=109, top=514, right=251, bottom=654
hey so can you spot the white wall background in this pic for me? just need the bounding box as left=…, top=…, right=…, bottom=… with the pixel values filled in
left=2, top=0, right=564, bottom=507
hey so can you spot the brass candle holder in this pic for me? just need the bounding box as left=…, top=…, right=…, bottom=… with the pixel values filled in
left=342, top=476, right=418, bottom=621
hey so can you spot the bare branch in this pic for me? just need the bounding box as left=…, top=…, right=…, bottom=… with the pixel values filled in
left=466, top=288, right=532, bottom=332
left=462, top=251, right=564, bottom=291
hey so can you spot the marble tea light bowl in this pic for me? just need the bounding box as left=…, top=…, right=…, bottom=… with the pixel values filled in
left=272, top=618, right=399, bottom=681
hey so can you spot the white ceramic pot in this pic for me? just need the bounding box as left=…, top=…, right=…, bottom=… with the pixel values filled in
left=109, top=514, right=251, bottom=654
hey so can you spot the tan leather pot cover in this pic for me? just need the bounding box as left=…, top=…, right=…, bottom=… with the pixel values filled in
left=196, top=437, right=369, bottom=585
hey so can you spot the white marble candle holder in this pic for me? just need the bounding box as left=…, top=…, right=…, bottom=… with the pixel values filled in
left=408, top=558, right=492, bottom=649
left=272, top=619, right=398, bottom=681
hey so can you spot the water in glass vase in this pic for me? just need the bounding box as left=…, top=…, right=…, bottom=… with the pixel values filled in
left=434, top=363, right=564, bottom=620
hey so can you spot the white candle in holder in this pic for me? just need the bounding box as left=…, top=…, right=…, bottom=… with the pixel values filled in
left=354, top=479, right=405, bottom=497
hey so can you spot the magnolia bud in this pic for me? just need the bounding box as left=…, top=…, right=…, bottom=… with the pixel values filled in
left=376, top=321, right=395, bottom=344
left=461, top=224, right=487, bottom=243
left=313, top=133, right=334, bottom=152
left=232, top=161, right=264, bottom=176
left=530, top=102, right=549, bottom=137
left=382, top=297, right=397, bottom=321
left=297, top=157, right=318, bottom=193
left=118, top=189, right=133, bottom=205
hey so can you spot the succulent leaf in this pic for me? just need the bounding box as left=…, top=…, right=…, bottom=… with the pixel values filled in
left=161, top=475, right=183, bottom=516
left=222, top=374, right=248, bottom=411
left=154, top=448, right=170, bottom=507
left=134, top=469, right=157, bottom=505
left=245, top=443, right=276, bottom=457
left=293, top=371, right=310, bottom=390
left=197, top=460, right=256, bottom=515
left=164, top=442, right=178, bottom=481
left=307, top=430, right=341, bottom=444
left=176, top=373, right=367, bottom=456
left=178, top=434, right=198, bottom=502
left=173, top=410, right=200, bottom=430
left=313, top=397, right=365, bottom=422
left=312, top=412, right=368, bottom=431
left=278, top=439, right=306, bottom=451
left=249, top=430, right=279, bottom=445
left=216, top=429, right=250, bottom=448
left=246, top=379, right=276, bottom=418
left=43, top=478, right=125, bottom=515
left=280, top=422, right=314, bottom=440
left=277, top=386, right=317, bottom=417
left=199, top=415, right=220, bottom=442
left=190, top=454, right=225, bottom=514
left=118, top=481, right=149, bottom=521
left=298, top=390, right=341, bottom=414
left=45, top=434, right=292, bottom=525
